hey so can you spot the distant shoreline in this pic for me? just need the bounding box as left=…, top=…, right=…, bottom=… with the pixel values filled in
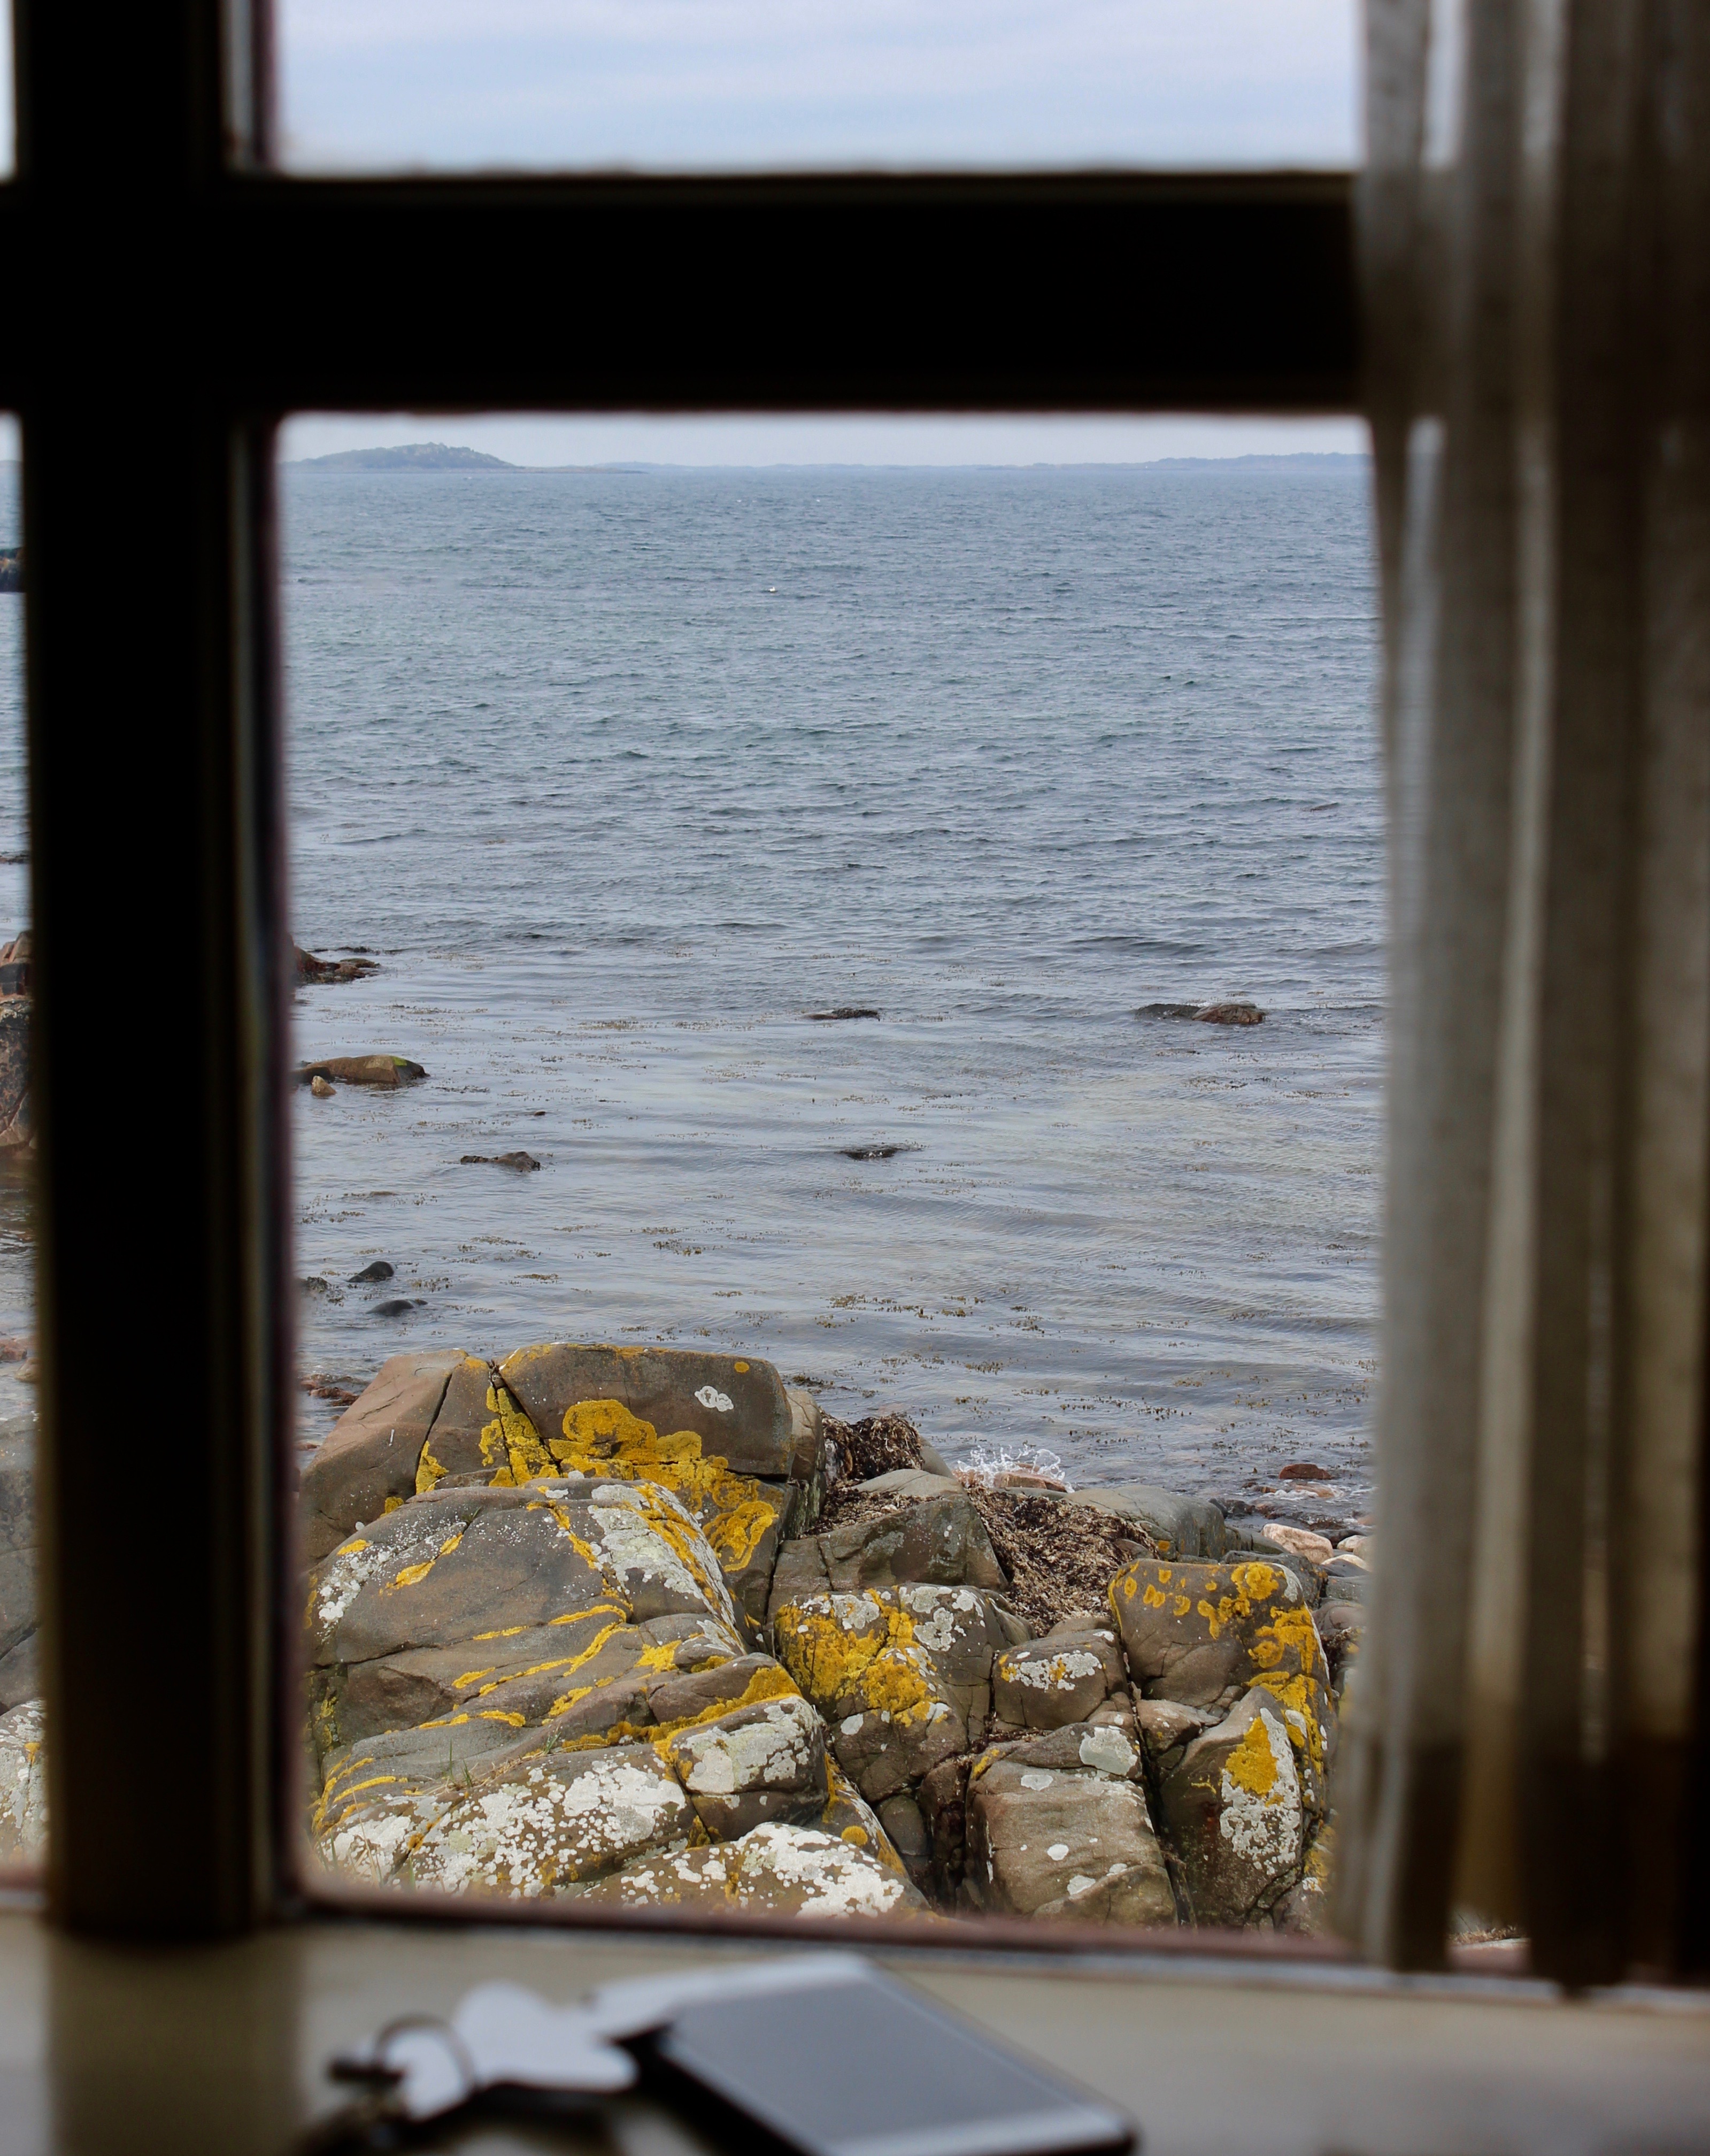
left=287, top=444, right=1370, bottom=476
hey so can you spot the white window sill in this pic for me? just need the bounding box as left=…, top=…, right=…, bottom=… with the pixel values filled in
left=0, top=1902, right=1706, bottom=2154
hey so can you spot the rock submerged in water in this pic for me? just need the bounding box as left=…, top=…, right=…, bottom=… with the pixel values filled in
left=1135, top=999, right=1266, bottom=1026
left=294, top=942, right=379, bottom=985
left=297, top=1054, right=426, bottom=1088
left=0, top=938, right=34, bottom=1152
left=288, top=1349, right=1347, bottom=1931
left=460, top=1151, right=541, bottom=1172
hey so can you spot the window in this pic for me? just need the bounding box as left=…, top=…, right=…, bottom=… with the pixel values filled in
left=9, top=0, right=1360, bottom=1925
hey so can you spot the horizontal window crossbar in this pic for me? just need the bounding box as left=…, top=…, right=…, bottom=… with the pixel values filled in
left=0, top=173, right=1358, bottom=412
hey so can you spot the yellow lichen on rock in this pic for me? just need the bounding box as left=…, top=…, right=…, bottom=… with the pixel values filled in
left=552, top=1398, right=782, bottom=1591
left=1222, top=1713, right=1280, bottom=1798
left=480, top=1380, right=553, bottom=1484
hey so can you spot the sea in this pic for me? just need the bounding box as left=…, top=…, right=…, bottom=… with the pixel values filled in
left=0, top=461, right=1383, bottom=1514
left=277, top=461, right=1383, bottom=1515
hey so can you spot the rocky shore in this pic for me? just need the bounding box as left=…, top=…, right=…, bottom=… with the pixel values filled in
left=298, top=1346, right=1365, bottom=1929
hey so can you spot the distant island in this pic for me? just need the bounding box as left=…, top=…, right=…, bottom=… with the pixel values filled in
left=291, top=442, right=514, bottom=472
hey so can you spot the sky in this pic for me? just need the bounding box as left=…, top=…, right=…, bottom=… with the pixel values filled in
left=276, top=0, right=1360, bottom=173
left=0, top=0, right=1360, bottom=178
left=279, top=413, right=1368, bottom=468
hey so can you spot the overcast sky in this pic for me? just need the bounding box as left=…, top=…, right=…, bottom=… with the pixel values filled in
left=278, top=0, right=1359, bottom=172
left=279, top=413, right=1367, bottom=467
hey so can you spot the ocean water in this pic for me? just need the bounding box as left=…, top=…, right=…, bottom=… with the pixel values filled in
left=281, top=462, right=1382, bottom=1510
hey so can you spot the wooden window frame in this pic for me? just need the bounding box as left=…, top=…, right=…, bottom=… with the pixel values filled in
left=0, top=0, right=1359, bottom=1942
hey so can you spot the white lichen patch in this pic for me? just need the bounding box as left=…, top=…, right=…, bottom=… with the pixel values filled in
left=670, top=1695, right=822, bottom=1797
left=896, top=1584, right=982, bottom=1655
left=1010, top=1649, right=1102, bottom=1691
left=730, top=1823, right=911, bottom=1917
left=316, top=1791, right=444, bottom=1886
left=586, top=1483, right=738, bottom=1630
left=1066, top=1862, right=1129, bottom=1901
left=405, top=1745, right=690, bottom=1898
left=1217, top=1705, right=1304, bottom=1878
left=694, top=1386, right=735, bottom=1414
left=1077, top=1727, right=1138, bottom=1777
left=1020, top=1769, right=1055, bottom=1791
left=0, top=1698, right=46, bottom=1863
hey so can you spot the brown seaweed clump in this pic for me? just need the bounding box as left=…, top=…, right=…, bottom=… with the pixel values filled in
left=819, top=1410, right=1157, bottom=1636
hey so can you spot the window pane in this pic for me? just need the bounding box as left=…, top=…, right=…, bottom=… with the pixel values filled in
left=288, top=415, right=1377, bottom=1932
left=0, top=419, right=41, bottom=1871
left=277, top=0, right=1357, bottom=173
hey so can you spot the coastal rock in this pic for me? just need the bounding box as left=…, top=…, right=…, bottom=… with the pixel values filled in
left=460, top=1152, right=540, bottom=1172
left=1156, top=1689, right=1306, bottom=1925
left=1198, top=1002, right=1265, bottom=1025
left=1315, top=1600, right=1364, bottom=1687
left=310, top=1076, right=335, bottom=1098
left=0, top=989, right=27, bottom=1099
left=296, top=1054, right=426, bottom=1088
left=568, top=1815, right=926, bottom=1919
left=1261, top=1522, right=1335, bottom=1565
left=961, top=1754, right=1176, bottom=1925
left=991, top=1629, right=1125, bottom=1731
left=0, top=1632, right=39, bottom=1713
left=772, top=1589, right=967, bottom=1802
left=0, top=1697, right=46, bottom=1863
left=1108, top=1555, right=1326, bottom=1711
left=500, top=1342, right=804, bottom=1482
left=304, top=1477, right=745, bottom=1763
left=294, top=943, right=379, bottom=985
left=524, top=1395, right=800, bottom=1630
left=1059, top=1484, right=1227, bottom=1560
left=296, top=1347, right=463, bottom=1563
left=401, top=1742, right=693, bottom=1897
left=775, top=1493, right=1007, bottom=1605
left=0, top=1421, right=35, bottom=1684
left=0, top=552, right=21, bottom=595
left=660, top=1691, right=828, bottom=1840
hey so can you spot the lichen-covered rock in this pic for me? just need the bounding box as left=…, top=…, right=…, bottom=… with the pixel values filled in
left=0, top=1419, right=35, bottom=1708
left=1108, top=1556, right=1327, bottom=1713
left=815, top=1494, right=1008, bottom=1596
left=979, top=1720, right=1147, bottom=1785
left=401, top=1742, right=693, bottom=1897
left=569, top=1816, right=928, bottom=1919
left=1274, top=1819, right=1337, bottom=1935
left=499, top=1343, right=806, bottom=1482
left=305, top=1478, right=746, bottom=1763
left=991, top=1628, right=1125, bottom=1731
left=961, top=1754, right=1176, bottom=1925
left=298, top=1349, right=464, bottom=1563
left=772, top=1589, right=967, bottom=1802
left=660, top=1691, right=828, bottom=1840
left=518, top=1396, right=798, bottom=1629
left=1315, top=1601, right=1364, bottom=1690
left=1156, top=1688, right=1306, bottom=1925
left=0, top=1697, right=45, bottom=1863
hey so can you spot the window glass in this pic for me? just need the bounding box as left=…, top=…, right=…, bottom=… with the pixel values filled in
left=0, top=418, right=41, bottom=1870
left=287, top=413, right=1377, bottom=1931
left=276, top=0, right=1358, bottom=173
